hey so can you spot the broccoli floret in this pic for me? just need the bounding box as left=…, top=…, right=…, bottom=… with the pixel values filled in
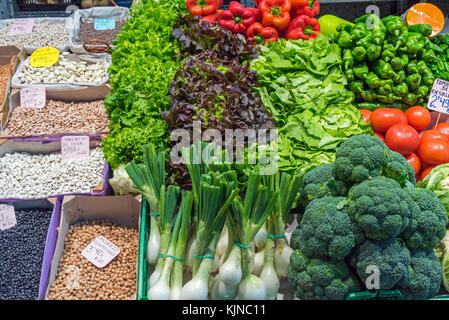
left=299, top=164, right=349, bottom=209
left=348, top=238, right=411, bottom=290
left=397, top=249, right=442, bottom=300
left=382, top=151, right=416, bottom=187
left=333, top=134, right=390, bottom=184
left=348, top=177, right=417, bottom=240
left=401, top=188, right=448, bottom=250
left=292, top=196, right=355, bottom=260
left=288, top=250, right=361, bottom=300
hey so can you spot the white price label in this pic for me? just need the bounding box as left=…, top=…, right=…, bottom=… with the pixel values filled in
left=428, top=78, right=449, bottom=114
left=9, top=18, right=34, bottom=35
left=20, top=86, right=46, bottom=108
left=81, top=236, right=120, bottom=268
left=61, top=136, right=90, bottom=160
left=0, top=203, right=16, bottom=231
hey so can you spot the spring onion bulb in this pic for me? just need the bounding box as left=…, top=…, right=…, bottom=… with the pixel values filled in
left=254, top=223, right=267, bottom=250
left=184, top=235, right=196, bottom=272
left=249, top=248, right=264, bottom=276
left=211, top=278, right=238, bottom=300
left=259, top=221, right=280, bottom=300
left=216, top=226, right=228, bottom=257
left=211, top=254, right=220, bottom=274
left=238, top=274, right=267, bottom=300
left=219, top=244, right=242, bottom=286
left=146, top=215, right=160, bottom=265
left=274, top=239, right=294, bottom=278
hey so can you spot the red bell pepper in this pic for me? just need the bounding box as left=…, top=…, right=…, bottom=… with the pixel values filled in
left=200, top=10, right=222, bottom=25
left=285, top=15, right=320, bottom=40
left=186, top=0, right=219, bottom=16
left=246, top=22, right=279, bottom=44
left=218, top=1, right=258, bottom=34
left=259, top=0, right=292, bottom=32
left=291, top=0, right=320, bottom=18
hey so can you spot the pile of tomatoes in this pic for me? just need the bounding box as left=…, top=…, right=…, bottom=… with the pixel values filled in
left=360, top=106, right=449, bottom=181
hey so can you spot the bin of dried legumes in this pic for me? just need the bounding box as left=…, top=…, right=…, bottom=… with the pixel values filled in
left=12, top=52, right=110, bottom=90
left=0, top=140, right=108, bottom=200
left=0, top=18, right=71, bottom=54
left=0, top=59, right=13, bottom=114
left=76, top=19, right=126, bottom=46
left=3, top=97, right=109, bottom=138
left=46, top=195, right=140, bottom=300
left=0, top=201, right=55, bottom=300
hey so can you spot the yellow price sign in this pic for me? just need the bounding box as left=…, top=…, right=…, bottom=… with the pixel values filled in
left=30, top=47, right=59, bottom=68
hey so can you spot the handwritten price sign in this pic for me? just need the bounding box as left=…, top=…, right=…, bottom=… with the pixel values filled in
left=81, top=236, right=120, bottom=268
left=0, top=204, right=16, bottom=231
left=9, top=18, right=34, bottom=36
left=30, top=47, right=59, bottom=68
left=94, top=18, right=116, bottom=31
left=20, top=86, right=46, bottom=108
left=428, top=78, right=449, bottom=114
left=61, top=136, right=90, bottom=160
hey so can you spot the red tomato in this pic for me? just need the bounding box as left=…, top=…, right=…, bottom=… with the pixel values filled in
left=406, top=153, right=421, bottom=175
left=370, top=108, right=408, bottom=133
left=385, top=124, right=420, bottom=156
left=419, top=130, right=448, bottom=146
left=374, top=132, right=385, bottom=143
left=417, top=140, right=449, bottom=165
left=405, top=106, right=431, bottom=130
left=359, top=109, right=371, bottom=123
left=420, top=165, right=437, bottom=181
left=436, top=123, right=449, bottom=141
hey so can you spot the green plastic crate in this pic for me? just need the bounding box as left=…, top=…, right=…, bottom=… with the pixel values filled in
left=137, top=199, right=149, bottom=300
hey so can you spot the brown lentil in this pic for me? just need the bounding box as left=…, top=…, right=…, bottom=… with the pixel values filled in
left=48, top=220, right=138, bottom=300
left=4, top=99, right=109, bottom=137
left=76, top=21, right=126, bottom=46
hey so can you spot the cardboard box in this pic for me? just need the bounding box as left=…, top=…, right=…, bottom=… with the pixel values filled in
left=0, top=198, right=62, bottom=300
left=1, top=88, right=110, bottom=137
left=0, top=46, right=26, bottom=115
left=0, top=139, right=112, bottom=201
left=43, top=195, right=140, bottom=300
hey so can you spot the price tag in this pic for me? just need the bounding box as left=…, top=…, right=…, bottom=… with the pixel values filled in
left=8, top=18, right=34, bottom=36
left=30, top=47, right=59, bottom=68
left=20, top=86, right=46, bottom=108
left=94, top=18, right=116, bottom=31
left=81, top=236, right=120, bottom=268
left=61, top=136, right=90, bottom=160
left=428, top=78, right=449, bottom=114
left=0, top=203, right=16, bottom=231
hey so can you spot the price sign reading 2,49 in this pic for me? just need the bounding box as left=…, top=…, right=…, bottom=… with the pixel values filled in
left=428, top=78, right=449, bottom=114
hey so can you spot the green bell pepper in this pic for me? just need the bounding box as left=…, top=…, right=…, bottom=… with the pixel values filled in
left=365, top=72, right=381, bottom=89
left=391, top=54, right=409, bottom=71
left=393, top=70, right=406, bottom=84
left=352, top=46, right=367, bottom=62
left=377, top=93, right=401, bottom=104
left=356, top=34, right=374, bottom=49
left=349, top=80, right=364, bottom=93
left=406, top=33, right=426, bottom=57
left=373, top=60, right=396, bottom=79
left=343, top=48, right=354, bottom=69
left=415, top=85, right=429, bottom=98
left=406, top=60, right=419, bottom=75
left=360, top=88, right=378, bottom=101
left=378, top=79, right=394, bottom=95
left=403, top=93, right=418, bottom=105
left=345, top=69, right=355, bottom=82
left=393, top=82, right=409, bottom=97
left=423, top=72, right=436, bottom=87
left=338, top=30, right=354, bottom=48
left=353, top=63, right=369, bottom=80
left=367, top=44, right=382, bottom=61
left=350, top=23, right=368, bottom=41
left=407, top=24, right=432, bottom=37
left=381, top=15, right=404, bottom=38
left=381, top=43, right=396, bottom=62
left=405, top=73, right=422, bottom=91
left=355, top=14, right=386, bottom=45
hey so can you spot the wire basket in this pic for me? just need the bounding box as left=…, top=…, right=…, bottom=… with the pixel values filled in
left=15, top=0, right=81, bottom=11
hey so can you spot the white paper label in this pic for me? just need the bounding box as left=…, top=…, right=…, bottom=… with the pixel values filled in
left=428, top=78, right=449, bottom=114
left=0, top=203, right=16, bottom=231
left=81, top=236, right=121, bottom=268
left=20, top=86, right=46, bottom=108
left=94, top=18, right=115, bottom=31
left=9, top=18, right=34, bottom=35
left=61, top=136, right=90, bottom=160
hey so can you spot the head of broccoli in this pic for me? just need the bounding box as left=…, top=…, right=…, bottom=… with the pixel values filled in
left=401, top=188, right=449, bottom=250
left=333, top=134, right=390, bottom=184
left=348, top=238, right=411, bottom=290
left=348, top=176, right=417, bottom=240
left=397, top=249, right=442, bottom=300
left=291, top=196, right=355, bottom=261
left=382, top=151, right=416, bottom=187
left=288, top=250, right=361, bottom=300
left=299, top=164, right=349, bottom=210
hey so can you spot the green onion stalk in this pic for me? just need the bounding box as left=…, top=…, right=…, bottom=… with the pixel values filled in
left=262, top=172, right=301, bottom=278
left=125, top=144, right=165, bottom=266
left=230, top=171, right=279, bottom=300
left=180, top=173, right=239, bottom=300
